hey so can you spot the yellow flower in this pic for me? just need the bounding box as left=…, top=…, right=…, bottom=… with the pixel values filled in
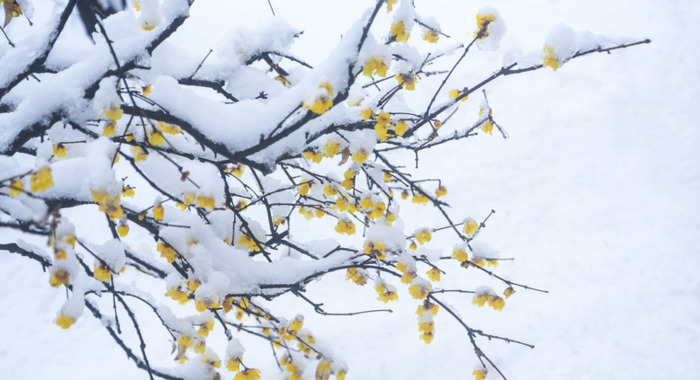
left=56, top=313, right=75, bottom=329
left=104, top=105, right=123, bottom=120
left=463, top=218, right=479, bottom=237
left=419, top=332, right=434, bottom=344
left=481, top=120, right=494, bottom=135
left=416, top=229, right=431, bottom=245
left=475, top=13, right=496, bottom=40
left=418, top=321, right=434, bottom=333
left=298, top=181, right=311, bottom=196
left=472, top=294, right=489, bottom=307
left=49, top=269, right=70, bottom=288
left=346, top=268, right=367, bottom=285
left=543, top=46, right=560, bottom=71
left=394, top=120, right=408, bottom=136
left=473, top=369, right=487, bottom=380
left=352, top=149, right=369, bottom=163
left=166, top=288, right=190, bottom=304
left=471, top=258, right=485, bottom=267
left=435, top=186, right=447, bottom=197
left=122, top=185, right=135, bottom=197
left=197, top=319, right=214, bottom=336
left=363, top=56, right=388, bottom=77
left=490, top=296, right=505, bottom=311
left=55, top=249, right=67, bottom=260
left=226, top=358, right=241, bottom=372
left=142, top=84, right=151, bottom=96
left=183, top=192, right=195, bottom=205
left=423, top=30, right=439, bottom=43
left=157, top=242, right=177, bottom=263
left=376, top=284, right=398, bottom=303
left=336, top=370, right=347, bottom=380
left=9, top=178, right=24, bottom=197
left=391, top=21, right=410, bottom=43
left=360, top=108, right=374, bottom=121
left=140, top=21, right=156, bottom=31
left=504, top=286, right=515, bottom=299
left=426, top=268, right=441, bottom=282
left=452, top=248, right=469, bottom=263
left=132, top=146, right=148, bottom=162
left=416, top=302, right=439, bottom=316
left=234, top=368, right=261, bottom=380
left=335, top=219, right=356, bottom=235
left=386, top=0, right=396, bottom=11
left=487, top=259, right=498, bottom=268
left=449, top=89, right=468, bottom=102
left=148, top=130, right=165, bottom=146
left=412, top=193, right=429, bottom=205
left=379, top=172, right=391, bottom=184
left=53, top=144, right=67, bottom=158
left=303, top=82, right=334, bottom=114
left=323, top=140, right=341, bottom=157
left=156, top=121, right=179, bottom=135
left=323, top=184, right=338, bottom=197
left=152, top=203, right=164, bottom=221
left=408, top=280, right=431, bottom=299
left=94, top=264, right=112, bottom=282
left=196, top=195, right=215, bottom=210
left=230, top=163, right=245, bottom=177
left=30, top=167, right=53, bottom=192
left=395, top=73, right=417, bottom=91
left=341, top=178, right=354, bottom=190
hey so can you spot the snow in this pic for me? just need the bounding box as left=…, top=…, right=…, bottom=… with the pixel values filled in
left=1, top=1, right=699, bottom=380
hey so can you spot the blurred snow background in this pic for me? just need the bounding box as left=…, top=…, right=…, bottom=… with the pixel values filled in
left=1, top=0, right=698, bottom=379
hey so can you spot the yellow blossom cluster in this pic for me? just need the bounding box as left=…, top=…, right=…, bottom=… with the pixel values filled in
left=303, top=149, right=324, bottom=163
left=415, top=229, right=431, bottom=245
left=92, top=190, right=123, bottom=220
left=335, top=219, right=356, bottom=235
left=395, top=73, right=417, bottom=91
left=472, top=291, right=506, bottom=311
left=376, top=283, right=398, bottom=303
left=303, top=82, right=334, bottom=114
left=423, top=29, right=439, bottom=43
left=196, top=194, right=215, bottom=210
left=53, top=143, right=67, bottom=158
left=360, top=196, right=387, bottom=220
left=464, top=218, right=480, bottom=237
left=195, top=294, right=221, bottom=313
left=363, top=56, right=388, bottom=77
left=49, top=268, right=70, bottom=288
left=543, top=46, right=560, bottom=71
left=390, top=21, right=410, bottom=43
left=412, top=192, right=429, bottom=205
left=132, top=146, right=148, bottom=162
left=396, top=261, right=416, bottom=284
left=449, top=89, right=468, bottom=102
left=238, top=232, right=261, bottom=252
left=408, top=278, right=432, bottom=299
left=363, top=240, right=387, bottom=260
left=473, top=369, right=488, bottom=380
left=30, top=167, right=54, bottom=193
left=56, top=313, right=75, bottom=329
left=474, top=13, right=496, bottom=40
left=224, top=163, right=245, bottom=177
left=9, top=178, right=24, bottom=197
left=93, top=263, right=113, bottom=282
left=165, top=285, right=190, bottom=305
left=157, top=241, right=177, bottom=263
left=346, top=268, right=367, bottom=285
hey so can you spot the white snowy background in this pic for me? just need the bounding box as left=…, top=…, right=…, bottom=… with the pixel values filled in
left=1, top=0, right=698, bottom=379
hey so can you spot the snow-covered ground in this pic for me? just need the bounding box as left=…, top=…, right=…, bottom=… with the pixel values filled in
left=1, top=1, right=698, bottom=379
